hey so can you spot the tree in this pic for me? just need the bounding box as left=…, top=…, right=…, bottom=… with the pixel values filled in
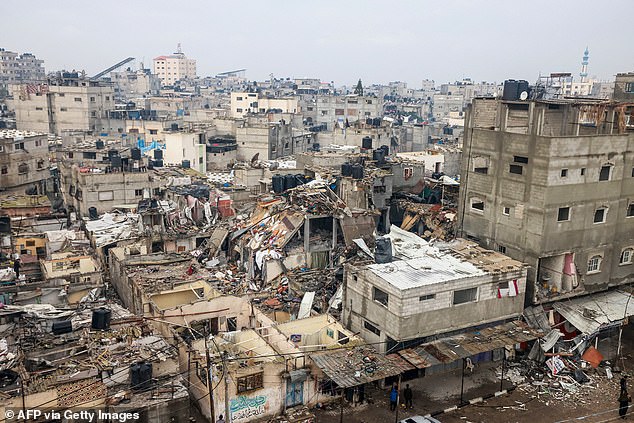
left=354, top=79, right=363, bottom=96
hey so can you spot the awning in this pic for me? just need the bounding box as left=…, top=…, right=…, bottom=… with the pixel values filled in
left=552, top=290, right=634, bottom=336
left=398, top=321, right=543, bottom=369
left=310, top=347, right=406, bottom=388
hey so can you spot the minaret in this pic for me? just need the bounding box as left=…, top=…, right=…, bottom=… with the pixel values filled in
left=580, top=47, right=589, bottom=83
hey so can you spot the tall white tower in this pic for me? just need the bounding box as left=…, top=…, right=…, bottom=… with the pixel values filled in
left=580, top=47, right=589, bottom=83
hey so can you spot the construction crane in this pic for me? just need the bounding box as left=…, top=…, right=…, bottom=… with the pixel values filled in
left=90, top=57, right=135, bottom=80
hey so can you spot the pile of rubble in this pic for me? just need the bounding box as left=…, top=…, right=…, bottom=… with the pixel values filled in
left=397, top=201, right=457, bottom=240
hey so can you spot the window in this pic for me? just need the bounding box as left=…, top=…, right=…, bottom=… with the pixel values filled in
left=474, top=167, right=488, bottom=174
left=18, top=163, right=28, bottom=174
left=557, top=207, right=570, bottom=222
left=373, top=287, right=389, bottom=307
left=14, top=142, right=24, bottom=150
left=513, top=156, right=529, bottom=164
left=0, top=166, right=7, bottom=175
left=25, top=240, right=35, bottom=247
left=106, top=96, right=110, bottom=101
left=237, top=372, right=263, bottom=393
left=149, top=129, right=158, bottom=135
left=503, top=207, right=510, bottom=216
left=620, top=248, right=633, bottom=265
left=236, top=108, right=243, bottom=113
left=35, top=139, right=42, bottom=147
left=453, top=287, right=478, bottom=305
left=470, top=199, right=485, bottom=212
left=91, top=111, right=96, bottom=117
left=236, top=96, right=243, bottom=101
left=37, top=160, right=44, bottom=169
left=581, top=168, right=586, bottom=176
left=587, top=255, right=602, bottom=273
left=498, top=245, right=507, bottom=254
left=561, top=169, right=568, bottom=177
left=419, top=294, right=435, bottom=301
left=628, top=203, right=634, bottom=217
left=58, top=93, right=65, bottom=97
left=90, top=97, right=95, bottom=102
left=74, top=97, right=82, bottom=102
left=509, top=164, right=523, bottom=175
left=593, top=208, right=607, bottom=223
left=134, top=189, right=144, bottom=196
left=631, top=167, right=634, bottom=178
left=35, top=106, right=43, bottom=111
left=625, top=82, right=634, bottom=93
left=364, top=321, right=381, bottom=336
left=403, top=167, right=413, bottom=180
left=599, top=165, right=611, bottom=181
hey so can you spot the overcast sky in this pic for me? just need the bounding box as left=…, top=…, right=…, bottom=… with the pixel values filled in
left=2, top=0, right=633, bottom=87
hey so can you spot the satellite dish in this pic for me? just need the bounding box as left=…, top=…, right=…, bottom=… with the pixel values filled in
left=520, top=91, right=528, bottom=101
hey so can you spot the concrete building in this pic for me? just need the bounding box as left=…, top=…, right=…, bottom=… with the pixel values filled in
left=304, top=95, right=383, bottom=130
left=432, top=94, right=464, bottom=121
left=164, top=130, right=206, bottom=173
left=12, top=73, right=115, bottom=135
left=458, top=97, right=634, bottom=304
left=0, top=130, right=50, bottom=193
left=110, top=67, right=160, bottom=100
left=236, top=119, right=313, bottom=161
left=613, top=72, right=634, bottom=102
left=0, top=49, right=45, bottom=91
left=153, top=46, right=196, bottom=86
left=230, top=92, right=299, bottom=118
left=343, top=226, right=527, bottom=353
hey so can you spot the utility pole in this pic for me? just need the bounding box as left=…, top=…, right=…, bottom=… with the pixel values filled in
left=394, top=374, right=402, bottom=423
left=205, top=322, right=215, bottom=422
left=223, top=351, right=230, bottom=422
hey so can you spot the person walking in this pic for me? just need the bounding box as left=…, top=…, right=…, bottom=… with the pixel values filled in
left=404, top=384, right=413, bottom=409
left=389, top=385, right=398, bottom=411
left=619, top=389, right=632, bottom=419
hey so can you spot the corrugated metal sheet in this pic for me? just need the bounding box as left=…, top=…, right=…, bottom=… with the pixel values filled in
left=310, top=347, right=405, bottom=388
left=552, top=290, right=634, bottom=336
left=398, top=321, right=542, bottom=368
left=367, top=255, right=484, bottom=290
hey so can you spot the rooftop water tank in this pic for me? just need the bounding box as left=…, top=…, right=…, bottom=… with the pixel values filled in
left=91, top=308, right=112, bottom=331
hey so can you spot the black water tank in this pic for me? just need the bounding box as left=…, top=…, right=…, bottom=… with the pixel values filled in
left=294, top=174, right=306, bottom=185
left=108, top=149, right=118, bottom=160
left=372, top=117, right=381, bottom=127
left=362, top=136, right=373, bottom=150
left=351, top=164, right=364, bottom=179
left=517, top=80, right=530, bottom=98
left=182, top=159, right=190, bottom=169
left=171, top=123, right=179, bottom=131
left=88, top=207, right=98, bottom=220
left=502, top=80, right=519, bottom=101
left=131, top=147, right=142, bottom=160
left=380, top=145, right=389, bottom=156
left=375, top=237, right=393, bottom=264
left=153, top=159, right=163, bottom=167
left=111, top=156, right=122, bottom=168
left=272, top=174, right=284, bottom=193
left=366, top=118, right=373, bottom=125
left=154, top=149, right=163, bottom=160
left=52, top=320, right=72, bottom=335
left=130, top=362, right=153, bottom=391
left=341, top=163, right=353, bottom=177
left=91, top=308, right=112, bottom=331
left=95, top=140, right=104, bottom=149
left=284, top=174, right=297, bottom=190
left=373, top=149, right=385, bottom=165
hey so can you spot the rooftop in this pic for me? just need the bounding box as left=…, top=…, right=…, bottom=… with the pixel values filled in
left=0, top=130, right=46, bottom=140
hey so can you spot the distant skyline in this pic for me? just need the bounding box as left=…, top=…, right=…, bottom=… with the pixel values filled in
left=2, top=0, right=633, bottom=87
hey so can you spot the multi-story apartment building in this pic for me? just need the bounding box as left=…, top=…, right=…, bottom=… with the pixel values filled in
left=0, top=129, right=50, bottom=193
left=110, top=67, right=160, bottom=101
left=230, top=92, right=299, bottom=118
left=152, top=46, right=196, bottom=86
left=0, top=49, right=45, bottom=89
left=303, top=94, right=383, bottom=130
left=458, top=97, right=634, bottom=304
left=11, top=73, right=114, bottom=135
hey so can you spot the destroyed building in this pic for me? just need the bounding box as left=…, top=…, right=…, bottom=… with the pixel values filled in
left=0, top=130, right=51, bottom=194
left=458, top=96, right=634, bottom=303
left=343, top=225, right=527, bottom=353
